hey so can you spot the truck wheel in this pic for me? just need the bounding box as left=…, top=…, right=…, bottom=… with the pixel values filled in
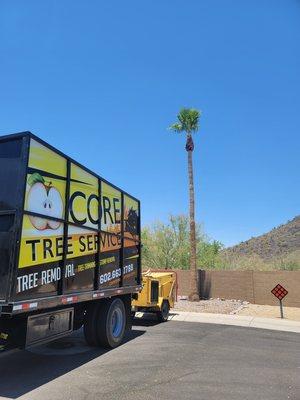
left=96, top=298, right=126, bottom=349
left=157, top=300, right=170, bottom=322
left=84, top=303, right=101, bottom=346
left=73, top=306, right=85, bottom=330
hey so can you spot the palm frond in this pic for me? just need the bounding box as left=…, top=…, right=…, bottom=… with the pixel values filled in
left=177, top=108, right=201, bottom=133
left=168, top=123, right=183, bottom=132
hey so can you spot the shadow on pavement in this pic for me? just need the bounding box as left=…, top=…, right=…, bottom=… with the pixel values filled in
left=133, top=317, right=160, bottom=327
left=132, top=312, right=178, bottom=327
left=0, top=328, right=145, bottom=399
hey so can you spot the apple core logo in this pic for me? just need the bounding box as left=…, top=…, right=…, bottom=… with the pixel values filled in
left=27, top=173, right=64, bottom=230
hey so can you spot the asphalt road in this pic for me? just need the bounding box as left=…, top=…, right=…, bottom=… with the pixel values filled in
left=0, top=319, right=299, bottom=400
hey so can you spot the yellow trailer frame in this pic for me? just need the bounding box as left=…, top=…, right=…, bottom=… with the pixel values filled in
left=132, top=270, right=177, bottom=322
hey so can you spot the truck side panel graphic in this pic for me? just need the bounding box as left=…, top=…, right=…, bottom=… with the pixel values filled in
left=0, top=133, right=141, bottom=304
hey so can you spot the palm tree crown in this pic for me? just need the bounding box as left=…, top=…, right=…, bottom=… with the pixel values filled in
left=169, top=108, right=201, bottom=134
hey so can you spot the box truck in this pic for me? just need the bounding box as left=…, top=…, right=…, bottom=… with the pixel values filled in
left=0, top=132, right=141, bottom=352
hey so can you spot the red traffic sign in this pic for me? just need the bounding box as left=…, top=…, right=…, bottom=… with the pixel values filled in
left=271, top=284, right=288, bottom=300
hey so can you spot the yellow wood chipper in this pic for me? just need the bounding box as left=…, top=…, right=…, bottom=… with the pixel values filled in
left=132, top=270, right=177, bottom=322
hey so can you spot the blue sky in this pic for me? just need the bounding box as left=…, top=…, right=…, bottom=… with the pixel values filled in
left=0, top=1, right=299, bottom=246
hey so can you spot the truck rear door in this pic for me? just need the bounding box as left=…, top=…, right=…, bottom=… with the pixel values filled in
left=0, top=137, right=26, bottom=301
left=0, top=214, right=15, bottom=301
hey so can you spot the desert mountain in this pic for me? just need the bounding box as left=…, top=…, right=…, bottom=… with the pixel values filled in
left=225, top=216, right=300, bottom=261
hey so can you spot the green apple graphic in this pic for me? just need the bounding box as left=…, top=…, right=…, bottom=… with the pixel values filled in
left=27, top=173, right=63, bottom=230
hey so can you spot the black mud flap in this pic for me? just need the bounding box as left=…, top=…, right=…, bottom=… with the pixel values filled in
left=0, top=317, right=23, bottom=353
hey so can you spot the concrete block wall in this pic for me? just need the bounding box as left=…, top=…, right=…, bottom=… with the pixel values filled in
left=172, top=269, right=300, bottom=307
left=252, top=271, right=300, bottom=307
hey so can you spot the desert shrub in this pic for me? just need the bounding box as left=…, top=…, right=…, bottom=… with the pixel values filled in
left=142, top=215, right=223, bottom=270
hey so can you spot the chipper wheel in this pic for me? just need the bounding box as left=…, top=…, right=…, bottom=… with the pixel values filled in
left=84, top=298, right=127, bottom=349
left=157, top=300, right=170, bottom=322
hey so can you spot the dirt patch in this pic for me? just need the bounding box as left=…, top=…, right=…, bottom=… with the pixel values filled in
left=174, top=298, right=300, bottom=322
left=236, top=303, right=300, bottom=321
left=174, top=298, right=244, bottom=314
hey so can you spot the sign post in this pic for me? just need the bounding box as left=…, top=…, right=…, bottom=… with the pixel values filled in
left=271, top=284, right=288, bottom=319
left=279, top=299, right=284, bottom=319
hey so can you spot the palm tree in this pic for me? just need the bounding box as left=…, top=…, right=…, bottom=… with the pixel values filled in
left=169, top=108, right=201, bottom=301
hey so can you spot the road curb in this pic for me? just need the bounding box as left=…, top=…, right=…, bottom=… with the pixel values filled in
left=168, top=311, right=300, bottom=333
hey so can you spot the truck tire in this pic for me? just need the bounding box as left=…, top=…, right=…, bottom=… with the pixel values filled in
left=157, top=300, right=170, bottom=322
left=84, top=303, right=101, bottom=346
left=96, top=298, right=126, bottom=349
left=73, top=305, right=85, bottom=331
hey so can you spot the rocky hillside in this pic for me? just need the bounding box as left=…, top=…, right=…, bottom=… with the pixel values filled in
left=225, top=216, right=300, bottom=261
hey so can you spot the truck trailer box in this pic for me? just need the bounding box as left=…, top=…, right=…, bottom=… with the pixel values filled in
left=0, top=132, right=141, bottom=351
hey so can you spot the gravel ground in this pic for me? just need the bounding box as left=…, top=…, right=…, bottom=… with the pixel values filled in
left=174, top=298, right=300, bottom=321
left=174, top=298, right=244, bottom=314
left=236, top=303, right=300, bottom=321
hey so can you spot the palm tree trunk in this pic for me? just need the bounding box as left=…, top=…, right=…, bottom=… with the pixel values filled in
left=187, top=134, right=199, bottom=301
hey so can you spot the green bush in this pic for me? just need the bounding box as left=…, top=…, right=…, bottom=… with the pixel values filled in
left=142, top=215, right=223, bottom=269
